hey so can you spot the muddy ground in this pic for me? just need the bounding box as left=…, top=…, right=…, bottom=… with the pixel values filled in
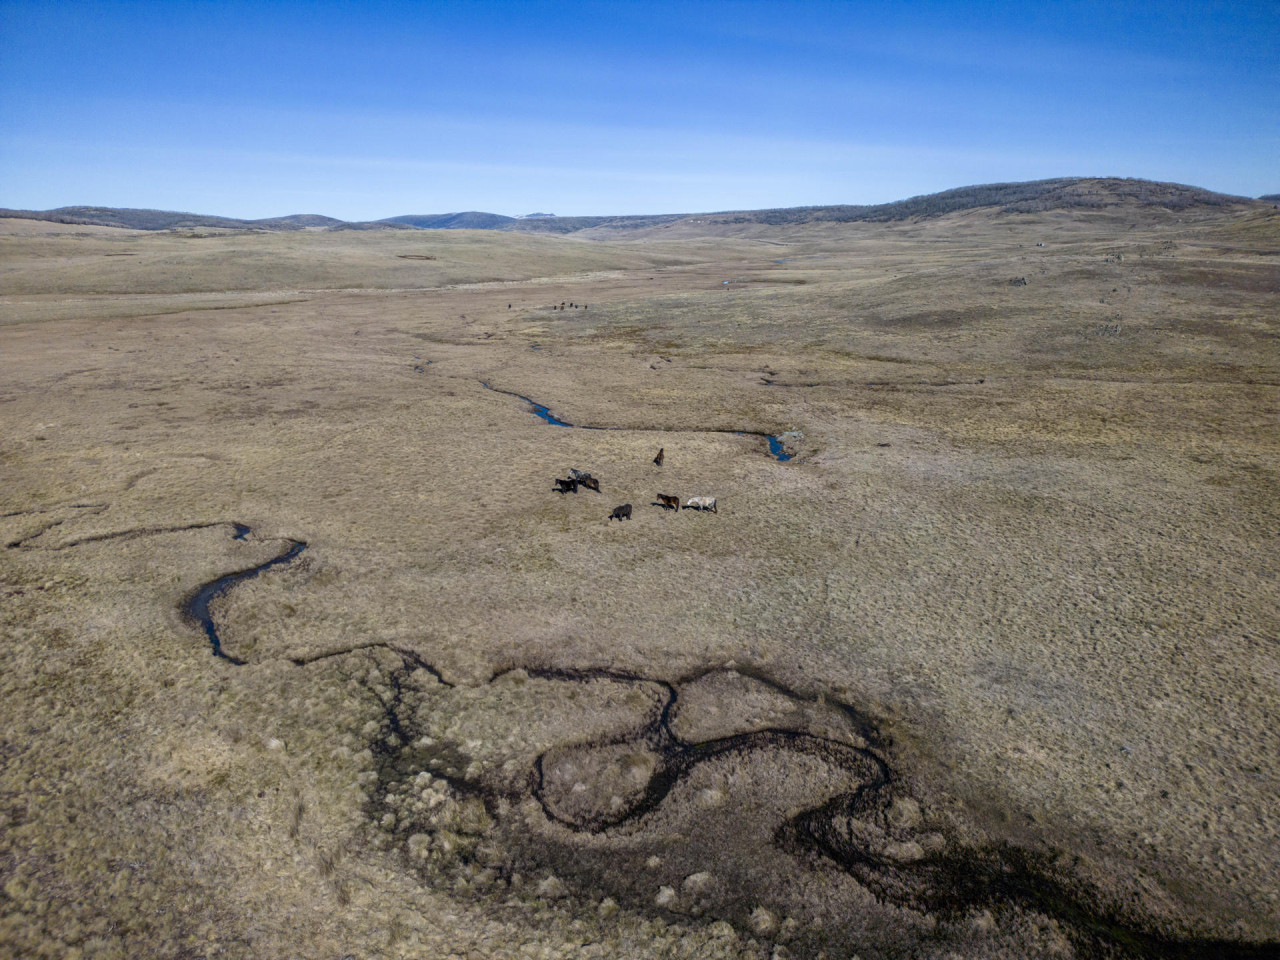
left=1, top=205, right=1278, bottom=959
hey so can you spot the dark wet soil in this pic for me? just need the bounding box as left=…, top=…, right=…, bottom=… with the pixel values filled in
left=175, top=523, right=1276, bottom=960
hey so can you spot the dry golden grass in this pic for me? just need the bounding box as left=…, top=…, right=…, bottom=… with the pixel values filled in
left=1, top=203, right=1277, bottom=958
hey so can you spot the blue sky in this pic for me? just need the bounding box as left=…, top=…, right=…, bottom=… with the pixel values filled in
left=1, top=1, right=1276, bottom=219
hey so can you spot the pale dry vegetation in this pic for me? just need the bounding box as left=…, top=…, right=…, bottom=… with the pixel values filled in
left=1, top=201, right=1277, bottom=959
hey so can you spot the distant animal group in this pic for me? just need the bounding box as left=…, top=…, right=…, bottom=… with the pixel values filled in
left=553, top=469, right=602, bottom=494
left=655, top=493, right=716, bottom=512
left=552, top=449, right=718, bottom=521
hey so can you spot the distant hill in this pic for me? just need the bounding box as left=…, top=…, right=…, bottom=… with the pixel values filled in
left=500, top=178, right=1257, bottom=236
left=433, top=177, right=1256, bottom=236
left=500, top=214, right=688, bottom=235
left=1259, top=193, right=1280, bottom=202
left=1, top=178, right=1260, bottom=237
left=379, top=212, right=516, bottom=230
left=253, top=214, right=348, bottom=229
left=0, top=206, right=392, bottom=232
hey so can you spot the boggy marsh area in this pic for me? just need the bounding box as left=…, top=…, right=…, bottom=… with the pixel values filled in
left=1, top=204, right=1278, bottom=958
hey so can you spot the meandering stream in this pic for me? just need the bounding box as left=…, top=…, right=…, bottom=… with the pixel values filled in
left=172, top=523, right=1273, bottom=959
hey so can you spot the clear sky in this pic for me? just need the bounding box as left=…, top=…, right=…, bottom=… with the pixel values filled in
left=1, top=1, right=1276, bottom=219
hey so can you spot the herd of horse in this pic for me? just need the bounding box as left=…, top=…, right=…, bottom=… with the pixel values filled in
left=553, top=470, right=599, bottom=493
left=551, top=449, right=718, bottom=521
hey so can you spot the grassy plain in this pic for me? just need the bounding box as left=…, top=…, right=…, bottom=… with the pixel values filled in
left=1, top=201, right=1278, bottom=959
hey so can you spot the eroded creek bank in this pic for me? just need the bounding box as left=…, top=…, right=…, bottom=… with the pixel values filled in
left=177, top=523, right=1277, bottom=960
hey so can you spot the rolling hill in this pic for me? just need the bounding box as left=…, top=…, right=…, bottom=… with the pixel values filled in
left=1, top=177, right=1261, bottom=237
left=0, top=206, right=390, bottom=232
left=380, top=211, right=518, bottom=230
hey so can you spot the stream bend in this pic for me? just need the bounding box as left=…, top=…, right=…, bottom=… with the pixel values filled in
left=480, top=381, right=794, bottom=460
left=181, top=524, right=307, bottom=664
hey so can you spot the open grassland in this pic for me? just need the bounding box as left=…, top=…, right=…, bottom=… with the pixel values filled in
left=1, top=205, right=1278, bottom=959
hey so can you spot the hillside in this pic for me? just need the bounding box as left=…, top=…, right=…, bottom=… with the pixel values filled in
left=0, top=206, right=386, bottom=232
left=381, top=211, right=517, bottom=230
left=503, top=177, right=1257, bottom=237
left=2, top=177, right=1261, bottom=237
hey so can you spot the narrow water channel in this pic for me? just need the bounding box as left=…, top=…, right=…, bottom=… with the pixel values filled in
left=480, top=381, right=794, bottom=460
left=182, top=526, right=307, bottom=663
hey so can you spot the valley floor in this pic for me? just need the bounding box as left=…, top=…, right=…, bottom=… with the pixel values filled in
left=2, top=207, right=1278, bottom=959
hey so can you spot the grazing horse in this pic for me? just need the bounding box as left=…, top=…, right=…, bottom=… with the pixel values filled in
left=657, top=494, right=680, bottom=511
left=609, top=504, right=632, bottom=521
left=579, top=476, right=600, bottom=492
left=553, top=477, right=578, bottom=494
left=684, top=496, right=717, bottom=512
left=653, top=447, right=664, bottom=467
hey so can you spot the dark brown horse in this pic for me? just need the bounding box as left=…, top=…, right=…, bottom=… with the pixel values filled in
left=653, top=447, right=664, bottom=467
left=656, top=494, right=679, bottom=510
left=609, top=504, right=632, bottom=521
left=553, top=477, right=578, bottom=494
